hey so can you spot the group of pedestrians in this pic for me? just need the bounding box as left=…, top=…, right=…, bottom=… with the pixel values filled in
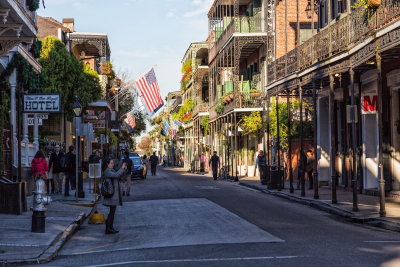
left=31, top=145, right=77, bottom=196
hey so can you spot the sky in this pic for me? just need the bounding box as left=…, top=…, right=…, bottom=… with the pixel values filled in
left=38, top=0, right=213, bottom=101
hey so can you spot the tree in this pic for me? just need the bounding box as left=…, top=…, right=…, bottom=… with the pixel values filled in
left=138, top=136, right=152, bottom=155
left=39, top=36, right=101, bottom=119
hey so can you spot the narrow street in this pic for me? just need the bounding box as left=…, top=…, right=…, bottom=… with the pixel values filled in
left=37, top=168, right=400, bottom=267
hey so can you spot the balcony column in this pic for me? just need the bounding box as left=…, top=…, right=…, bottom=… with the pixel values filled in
left=287, top=90, right=294, bottom=193
left=276, top=93, right=281, bottom=191
left=329, top=72, right=338, bottom=204
left=312, top=79, right=319, bottom=199
left=299, top=83, right=305, bottom=197
left=23, top=113, right=29, bottom=167
left=234, top=111, right=238, bottom=180
left=266, top=93, right=271, bottom=186
left=349, top=68, right=358, bottom=211
left=9, top=69, right=17, bottom=167
left=376, top=41, right=386, bottom=217
left=33, top=114, right=39, bottom=153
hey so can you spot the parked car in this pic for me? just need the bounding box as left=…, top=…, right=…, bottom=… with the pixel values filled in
left=121, top=154, right=147, bottom=179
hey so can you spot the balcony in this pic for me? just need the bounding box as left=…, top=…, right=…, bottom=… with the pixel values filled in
left=193, top=102, right=209, bottom=116
left=267, top=0, right=400, bottom=85
left=210, top=16, right=265, bottom=61
left=218, top=80, right=263, bottom=114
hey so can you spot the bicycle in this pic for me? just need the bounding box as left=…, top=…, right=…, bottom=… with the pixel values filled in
left=219, top=165, right=228, bottom=180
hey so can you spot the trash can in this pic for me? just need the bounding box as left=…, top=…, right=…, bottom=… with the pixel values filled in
left=269, top=165, right=283, bottom=190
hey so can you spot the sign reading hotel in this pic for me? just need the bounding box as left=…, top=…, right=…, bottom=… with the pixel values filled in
left=362, top=95, right=378, bottom=114
left=23, top=94, right=61, bottom=113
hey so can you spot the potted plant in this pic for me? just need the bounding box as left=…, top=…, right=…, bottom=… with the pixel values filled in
left=249, top=89, right=262, bottom=98
left=224, top=94, right=231, bottom=104
left=216, top=103, right=224, bottom=114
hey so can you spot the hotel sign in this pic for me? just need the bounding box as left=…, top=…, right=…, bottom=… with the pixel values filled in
left=23, top=94, right=61, bottom=113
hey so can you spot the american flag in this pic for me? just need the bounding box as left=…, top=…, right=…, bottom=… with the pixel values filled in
left=135, top=68, right=164, bottom=114
left=124, top=112, right=136, bottom=129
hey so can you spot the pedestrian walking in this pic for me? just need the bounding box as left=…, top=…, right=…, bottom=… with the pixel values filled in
left=209, top=151, right=220, bottom=180
left=297, top=150, right=307, bottom=189
left=64, top=146, right=76, bottom=197
left=121, top=151, right=133, bottom=196
left=162, top=154, right=167, bottom=167
left=142, top=155, right=149, bottom=174
left=31, top=151, right=50, bottom=192
left=48, top=145, right=64, bottom=194
left=200, top=153, right=206, bottom=173
left=306, top=150, right=315, bottom=189
left=149, top=152, right=159, bottom=176
left=102, top=157, right=127, bottom=234
left=256, top=150, right=268, bottom=185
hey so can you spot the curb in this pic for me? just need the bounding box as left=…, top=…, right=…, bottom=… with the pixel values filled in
left=238, top=181, right=400, bottom=232
left=1, top=202, right=97, bottom=266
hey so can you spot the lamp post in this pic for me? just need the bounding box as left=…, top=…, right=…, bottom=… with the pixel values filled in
left=72, top=96, right=84, bottom=199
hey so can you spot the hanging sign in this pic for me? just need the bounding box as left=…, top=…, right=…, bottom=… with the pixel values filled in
left=27, top=118, right=43, bottom=126
left=362, top=95, right=378, bottom=114
left=23, top=94, right=61, bottom=113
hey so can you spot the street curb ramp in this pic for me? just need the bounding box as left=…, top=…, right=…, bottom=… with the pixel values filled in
left=238, top=181, right=400, bottom=233
left=1, top=208, right=94, bottom=266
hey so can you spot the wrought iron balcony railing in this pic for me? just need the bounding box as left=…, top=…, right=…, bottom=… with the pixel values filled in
left=210, top=16, right=264, bottom=61
left=193, top=102, right=209, bottom=116
left=214, top=80, right=263, bottom=115
left=267, top=0, right=400, bottom=85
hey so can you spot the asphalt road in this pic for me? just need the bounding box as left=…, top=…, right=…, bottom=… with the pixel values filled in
left=36, top=167, right=400, bottom=267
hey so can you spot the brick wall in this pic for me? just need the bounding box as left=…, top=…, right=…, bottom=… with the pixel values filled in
left=37, top=16, right=59, bottom=40
left=275, top=0, right=313, bottom=59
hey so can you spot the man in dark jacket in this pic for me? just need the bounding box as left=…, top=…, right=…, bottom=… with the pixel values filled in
left=256, top=150, right=268, bottom=185
left=209, top=151, right=220, bottom=180
left=149, top=152, right=159, bottom=176
left=121, top=151, right=133, bottom=196
left=64, top=145, right=76, bottom=197
left=48, top=145, right=65, bottom=194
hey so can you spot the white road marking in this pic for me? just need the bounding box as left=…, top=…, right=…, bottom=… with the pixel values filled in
left=83, top=256, right=300, bottom=266
left=364, top=241, right=400, bottom=243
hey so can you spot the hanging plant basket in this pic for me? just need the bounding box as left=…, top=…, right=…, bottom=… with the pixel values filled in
left=224, top=96, right=231, bottom=103
left=367, top=0, right=381, bottom=8
left=250, top=92, right=261, bottom=98
left=228, top=93, right=234, bottom=100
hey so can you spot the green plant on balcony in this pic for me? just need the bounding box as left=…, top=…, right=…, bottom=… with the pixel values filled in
left=240, top=111, right=262, bottom=137
left=200, top=115, right=210, bottom=136
left=27, top=0, right=40, bottom=11
left=353, top=0, right=381, bottom=8
left=215, top=102, right=224, bottom=114
left=249, top=89, right=262, bottom=98
left=181, top=59, right=193, bottom=91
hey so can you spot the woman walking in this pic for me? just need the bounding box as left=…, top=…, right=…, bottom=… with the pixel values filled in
left=102, top=157, right=126, bottom=234
left=31, top=151, right=50, bottom=193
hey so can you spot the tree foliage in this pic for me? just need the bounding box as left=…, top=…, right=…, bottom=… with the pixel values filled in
left=269, top=97, right=314, bottom=150
left=241, top=111, right=262, bottom=136
left=39, top=36, right=101, bottom=119
left=138, top=136, right=152, bottom=155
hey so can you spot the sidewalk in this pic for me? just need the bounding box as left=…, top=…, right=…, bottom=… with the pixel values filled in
left=0, top=183, right=97, bottom=265
left=239, top=176, right=400, bottom=232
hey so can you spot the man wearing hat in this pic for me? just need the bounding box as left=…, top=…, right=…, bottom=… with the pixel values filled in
left=256, top=150, right=268, bottom=185
left=209, top=151, right=220, bottom=180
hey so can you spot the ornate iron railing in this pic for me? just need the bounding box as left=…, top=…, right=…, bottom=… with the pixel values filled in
left=211, top=16, right=265, bottom=61
left=193, top=102, right=209, bottom=116
left=267, top=0, right=400, bottom=84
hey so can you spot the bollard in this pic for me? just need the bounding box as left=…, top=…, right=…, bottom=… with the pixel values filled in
left=31, top=175, right=52, bottom=233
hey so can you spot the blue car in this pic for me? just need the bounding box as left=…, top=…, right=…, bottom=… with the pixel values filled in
left=131, top=156, right=147, bottom=179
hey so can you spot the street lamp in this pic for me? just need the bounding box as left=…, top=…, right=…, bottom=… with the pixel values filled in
left=72, top=96, right=84, bottom=198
